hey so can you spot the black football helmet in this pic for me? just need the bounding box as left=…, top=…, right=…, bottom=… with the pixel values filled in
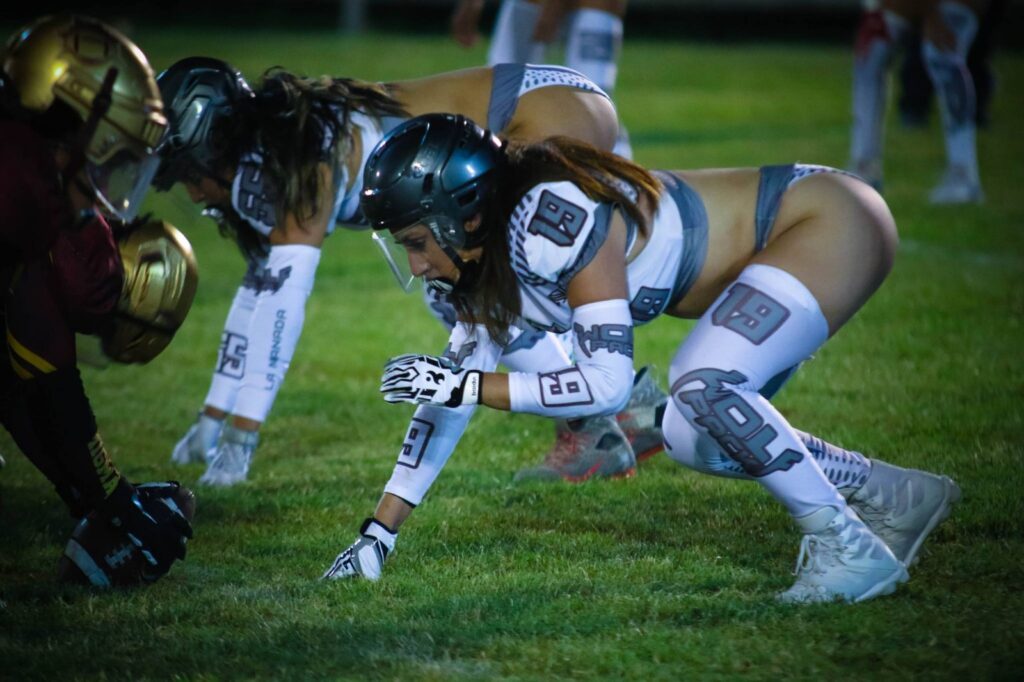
left=153, top=56, right=252, bottom=190
left=361, top=113, right=503, bottom=251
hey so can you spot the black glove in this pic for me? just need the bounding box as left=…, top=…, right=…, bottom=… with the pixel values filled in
left=99, top=479, right=193, bottom=582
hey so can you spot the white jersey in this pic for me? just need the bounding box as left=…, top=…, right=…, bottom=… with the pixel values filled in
left=229, top=110, right=385, bottom=237
left=508, top=172, right=709, bottom=334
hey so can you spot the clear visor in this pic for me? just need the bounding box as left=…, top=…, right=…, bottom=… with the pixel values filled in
left=87, top=150, right=162, bottom=222
left=372, top=229, right=416, bottom=293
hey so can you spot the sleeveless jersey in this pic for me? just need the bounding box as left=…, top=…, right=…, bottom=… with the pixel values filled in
left=508, top=172, right=708, bottom=334
left=228, top=110, right=385, bottom=237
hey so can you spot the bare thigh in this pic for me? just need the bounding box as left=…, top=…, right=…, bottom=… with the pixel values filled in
left=751, top=173, right=898, bottom=335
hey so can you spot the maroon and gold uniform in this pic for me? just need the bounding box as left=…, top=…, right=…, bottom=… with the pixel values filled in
left=1, top=15, right=198, bottom=584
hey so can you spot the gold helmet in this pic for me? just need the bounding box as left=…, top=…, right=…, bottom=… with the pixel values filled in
left=2, top=15, right=166, bottom=221
left=103, top=219, right=198, bottom=364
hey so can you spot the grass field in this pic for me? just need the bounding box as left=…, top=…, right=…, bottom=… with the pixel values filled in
left=1, top=25, right=1023, bottom=680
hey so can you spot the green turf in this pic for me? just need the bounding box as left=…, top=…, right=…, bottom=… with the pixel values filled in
left=2, top=27, right=1023, bottom=680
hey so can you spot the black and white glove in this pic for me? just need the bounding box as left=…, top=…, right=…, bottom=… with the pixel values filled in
left=322, top=518, right=398, bottom=581
left=99, top=479, right=193, bottom=582
left=380, top=354, right=482, bottom=408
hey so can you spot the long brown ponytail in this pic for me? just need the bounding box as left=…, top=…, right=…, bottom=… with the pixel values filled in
left=454, top=136, right=662, bottom=343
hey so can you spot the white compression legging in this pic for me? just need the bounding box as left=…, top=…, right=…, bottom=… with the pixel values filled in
left=664, top=264, right=847, bottom=519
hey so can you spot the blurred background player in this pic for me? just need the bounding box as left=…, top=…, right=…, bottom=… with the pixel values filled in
left=849, top=0, right=988, bottom=203
left=451, top=0, right=632, bottom=158
left=156, top=57, right=663, bottom=487
left=0, top=15, right=196, bottom=583
left=897, top=0, right=1006, bottom=129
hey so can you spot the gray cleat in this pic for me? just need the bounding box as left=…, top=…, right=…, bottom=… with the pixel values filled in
left=515, top=415, right=636, bottom=483
left=846, top=459, right=961, bottom=567
left=616, top=365, right=667, bottom=462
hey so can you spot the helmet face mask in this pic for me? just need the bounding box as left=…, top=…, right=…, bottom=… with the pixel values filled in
left=87, top=147, right=162, bottom=220
left=361, top=113, right=503, bottom=291
left=2, top=15, right=167, bottom=221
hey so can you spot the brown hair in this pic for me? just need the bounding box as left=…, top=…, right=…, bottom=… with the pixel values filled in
left=453, top=136, right=662, bottom=343
left=213, top=69, right=408, bottom=232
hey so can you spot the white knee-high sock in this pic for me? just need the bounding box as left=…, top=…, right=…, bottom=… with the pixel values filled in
left=663, top=403, right=874, bottom=495
left=668, top=265, right=846, bottom=518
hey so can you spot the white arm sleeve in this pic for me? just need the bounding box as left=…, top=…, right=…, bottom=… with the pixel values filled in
left=231, top=244, right=321, bottom=423
left=507, top=298, right=634, bottom=418
left=383, top=323, right=503, bottom=506
left=203, top=283, right=259, bottom=413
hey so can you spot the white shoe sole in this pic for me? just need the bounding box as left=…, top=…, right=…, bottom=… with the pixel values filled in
left=778, top=564, right=910, bottom=605
left=852, top=564, right=910, bottom=603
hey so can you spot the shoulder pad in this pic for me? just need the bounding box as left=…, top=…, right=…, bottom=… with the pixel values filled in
left=508, top=181, right=605, bottom=285
left=231, top=151, right=277, bottom=236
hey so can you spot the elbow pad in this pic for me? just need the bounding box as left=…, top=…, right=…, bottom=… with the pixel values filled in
left=232, top=244, right=321, bottom=422
left=507, top=299, right=634, bottom=418
left=384, top=324, right=503, bottom=506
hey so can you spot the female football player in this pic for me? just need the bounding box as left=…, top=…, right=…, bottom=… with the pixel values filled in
left=322, top=113, right=961, bottom=604
left=156, top=58, right=665, bottom=487
left=850, top=0, right=988, bottom=203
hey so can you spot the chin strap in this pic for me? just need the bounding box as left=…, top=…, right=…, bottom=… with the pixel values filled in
left=430, top=240, right=481, bottom=296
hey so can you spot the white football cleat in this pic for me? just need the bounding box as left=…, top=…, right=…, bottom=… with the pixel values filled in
left=198, top=425, right=258, bottom=487
left=846, top=460, right=961, bottom=566
left=170, top=413, right=224, bottom=465
left=928, top=166, right=984, bottom=205
left=777, top=505, right=908, bottom=605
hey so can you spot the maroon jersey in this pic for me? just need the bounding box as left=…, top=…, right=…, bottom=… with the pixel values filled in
left=0, top=120, right=73, bottom=267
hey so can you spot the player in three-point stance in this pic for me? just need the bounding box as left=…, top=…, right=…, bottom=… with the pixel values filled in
left=0, top=15, right=197, bottom=584
left=323, top=113, right=961, bottom=603
left=155, top=58, right=665, bottom=487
